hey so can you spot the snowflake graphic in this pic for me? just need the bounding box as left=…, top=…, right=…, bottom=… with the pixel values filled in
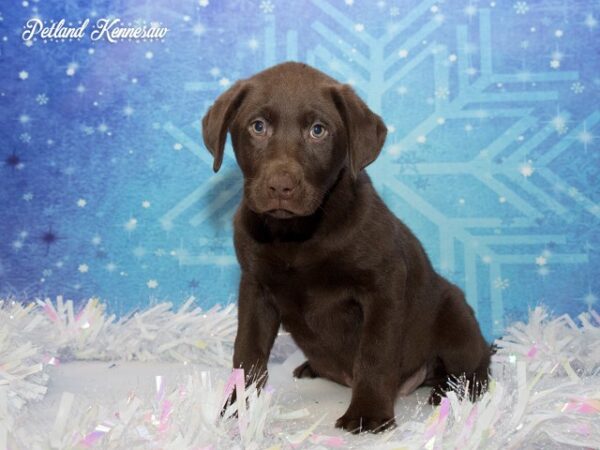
left=570, top=82, right=585, bottom=94
left=551, top=113, right=569, bottom=134
left=259, top=0, right=274, bottom=14
left=585, top=14, right=598, bottom=30
left=513, top=1, right=529, bottom=15
left=36, top=93, right=49, bottom=105
left=494, top=277, right=510, bottom=290
left=106, top=0, right=597, bottom=339
left=434, top=87, right=450, bottom=99
left=19, top=132, right=31, bottom=143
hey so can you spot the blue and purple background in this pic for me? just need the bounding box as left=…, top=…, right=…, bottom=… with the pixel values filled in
left=1, top=0, right=599, bottom=339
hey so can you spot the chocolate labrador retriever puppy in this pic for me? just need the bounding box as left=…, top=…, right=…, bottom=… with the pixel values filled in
left=202, top=62, right=490, bottom=433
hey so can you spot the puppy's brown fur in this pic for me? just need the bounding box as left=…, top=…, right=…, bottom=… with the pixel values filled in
left=202, top=62, right=490, bottom=433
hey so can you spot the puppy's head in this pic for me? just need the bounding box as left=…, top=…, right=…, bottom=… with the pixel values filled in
left=202, top=62, right=386, bottom=219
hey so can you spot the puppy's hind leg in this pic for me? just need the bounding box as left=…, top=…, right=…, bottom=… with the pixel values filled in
left=429, top=284, right=491, bottom=405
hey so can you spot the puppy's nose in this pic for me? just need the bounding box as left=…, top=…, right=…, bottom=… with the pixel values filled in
left=268, top=172, right=298, bottom=199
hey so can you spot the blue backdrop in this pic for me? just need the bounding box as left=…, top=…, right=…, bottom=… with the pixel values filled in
left=1, top=0, right=599, bottom=339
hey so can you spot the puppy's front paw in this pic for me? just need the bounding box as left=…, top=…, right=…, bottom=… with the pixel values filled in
left=335, top=411, right=396, bottom=434
left=293, top=360, right=319, bottom=379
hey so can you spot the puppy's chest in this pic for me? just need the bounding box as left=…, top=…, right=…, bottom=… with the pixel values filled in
left=254, top=250, right=355, bottom=297
left=256, top=261, right=361, bottom=334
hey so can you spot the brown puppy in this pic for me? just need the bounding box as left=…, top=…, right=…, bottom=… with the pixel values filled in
left=202, top=62, right=490, bottom=433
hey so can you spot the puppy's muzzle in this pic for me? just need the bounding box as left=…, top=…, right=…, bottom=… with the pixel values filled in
left=267, top=171, right=299, bottom=200
left=260, top=164, right=306, bottom=218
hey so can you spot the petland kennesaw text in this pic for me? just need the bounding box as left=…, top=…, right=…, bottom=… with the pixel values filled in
left=22, top=18, right=169, bottom=43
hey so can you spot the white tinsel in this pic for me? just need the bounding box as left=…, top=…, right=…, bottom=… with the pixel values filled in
left=0, top=299, right=50, bottom=414
left=2, top=299, right=599, bottom=449
left=38, top=296, right=238, bottom=366
left=8, top=369, right=313, bottom=450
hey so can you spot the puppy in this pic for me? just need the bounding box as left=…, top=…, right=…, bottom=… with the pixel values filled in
left=202, top=62, right=490, bottom=433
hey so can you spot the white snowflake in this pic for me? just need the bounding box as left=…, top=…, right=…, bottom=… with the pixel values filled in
left=493, top=277, right=510, bottom=290
left=91, top=235, right=102, bottom=245
left=124, top=218, right=138, bottom=231
left=193, top=23, right=206, bottom=36
left=551, top=50, right=563, bottom=61
left=570, top=82, right=585, bottom=94
left=18, top=70, right=29, bottom=80
left=583, top=291, right=598, bottom=307
left=77, top=198, right=87, bottom=207
left=106, top=262, right=117, bottom=272
left=464, top=5, right=477, bottom=16
left=513, top=1, right=529, bottom=14
left=147, top=279, right=159, bottom=289
left=78, top=264, right=89, bottom=273
left=584, top=14, right=597, bottom=30
left=66, top=62, right=78, bottom=76
left=248, top=37, right=259, bottom=50
left=577, top=129, right=594, bottom=150
left=568, top=186, right=580, bottom=198
left=519, top=161, right=534, bottom=177
left=551, top=113, right=568, bottom=134
left=22, top=192, right=33, bottom=201
left=142, top=200, right=151, bottom=208
left=123, top=105, right=134, bottom=116
left=218, top=77, right=231, bottom=87
left=36, top=93, right=48, bottom=105
left=354, top=23, right=365, bottom=32
left=20, top=132, right=31, bottom=143
left=550, top=59, right=560, bottom=69
left=535, top=255, right=547, bottom=266
left=199, top=0, right=209, bottom=6
left=435, top=87, right=450, bottom=99
left=259, top=0, right=274, bottom=14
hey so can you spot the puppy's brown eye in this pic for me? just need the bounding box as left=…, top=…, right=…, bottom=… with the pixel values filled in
left=310, top=123, right=327, bottom=139
left=250, top=120, right=266, bottom=136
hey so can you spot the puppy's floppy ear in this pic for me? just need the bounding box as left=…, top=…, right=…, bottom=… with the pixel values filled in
left=329, top=84, right=387, bottom=178
left=202, top=81, right=249, bottom=172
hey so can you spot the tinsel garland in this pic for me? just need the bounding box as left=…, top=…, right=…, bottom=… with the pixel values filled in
left=1, top=298, right=599, bottom=449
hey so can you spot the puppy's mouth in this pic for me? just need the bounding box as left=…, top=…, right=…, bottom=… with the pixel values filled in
left=265, top=208, right=298, bottom=219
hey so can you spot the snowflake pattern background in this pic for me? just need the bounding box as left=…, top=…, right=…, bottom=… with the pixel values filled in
left=1, top=0, right=599, bottom=339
